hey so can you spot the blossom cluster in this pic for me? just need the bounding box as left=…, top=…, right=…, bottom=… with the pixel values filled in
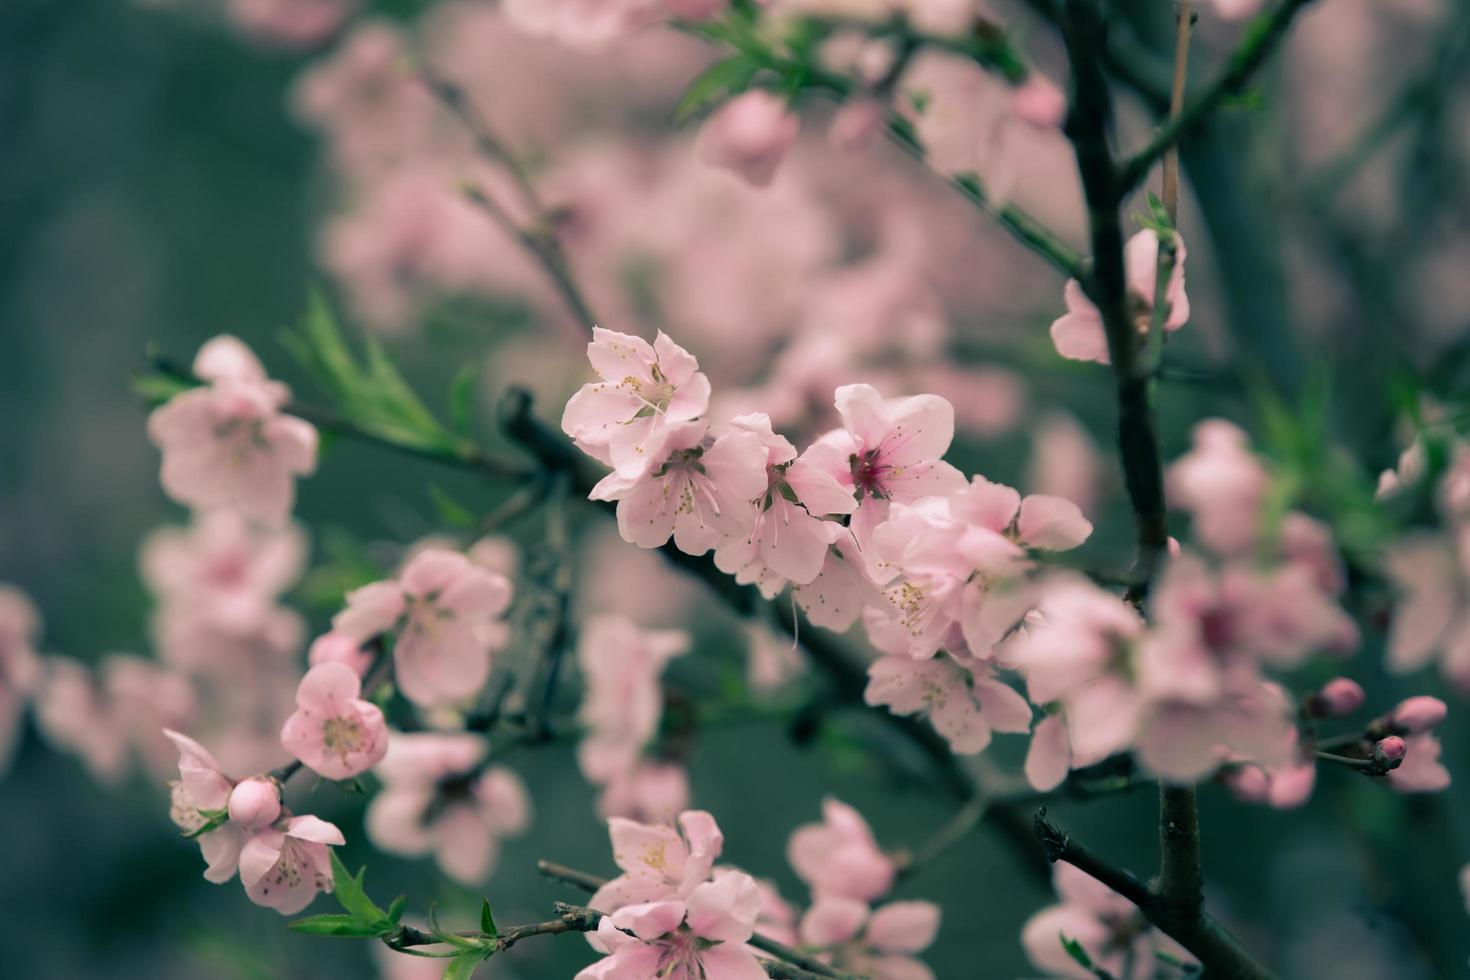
left=559, top=329, right=1453, bottom=806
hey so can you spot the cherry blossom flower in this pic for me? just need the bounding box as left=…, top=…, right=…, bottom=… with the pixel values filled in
left=1022, top=864, right=1192, bottom=979
left=147, top=336, right=318, bottom=526
left=307, top=632, right=376, bottom=676
left=1165, top=419, right=1270, bottom=557
left=280, top=662, right=389, bottom=780
left=867, top=477, right=1091, bottom=659
left=698, top=90, right=801, bottom=187
left=798, top=897, right=941, bottom=980
left=563, top=328, right=713, bottom=481
left=865, top=627, right=1033, bottom=755
left=503, top=0, right=665, bottom=50
left=589, top=420, right=768, bottom=554
left=240, top=814, right=346, bottom=915
left=803, top=384, right=965, bottom=570
left=0, top=585, right=43, bottom=774
left=164, top=729, right=247, bottom=884
left=333, top=548, right=512, bottom=708
left=226, top=0, right=356, bottom=48
left=140, top=511, right=307, bottom=634
left=365, top=732, right=530, bottom=884
left=1381, top=530, right=1470, bottom=693
left=1050, top=230, right=1189, bottom=365
left=786, top=798, right=896, bottom=903
left=714, top=413, right=858, bottom=593
left=578, top=868, right=767, bottom=980
left=590, top=810, right=726, bottom=912
left=575, top=615, right=689, bottom=817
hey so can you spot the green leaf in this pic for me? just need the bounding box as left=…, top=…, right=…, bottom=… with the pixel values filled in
left=1060, top=934, right=1096, bottom=971
left=388, top=894, right=408, bottom=925
left=428, top=904, right=483, bottom=950
left=448, top=363, right=480, bottom=437
left=132, top=371, right=196, bottom=406
left=479, top=899, right=498, bottom=940
left=428, top=484, right=477, bottom=529
left=673, top=55, right=760, bottom=124
left=328, top=851, right=393, bottom=935
left=442, top=950, right=489, bottom=980
left=288, top=914, right=385, bottom=937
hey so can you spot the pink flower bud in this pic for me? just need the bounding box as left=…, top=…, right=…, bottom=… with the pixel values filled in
left=697, top=90, right=800, bottom=187
left=1391, top=696, right=1447, bottom=734
left=1373, top=735, right=1407, bottom=769
left=1011, top=75, right=1067, bottom=129
left=308, top=631, right=374, bottom=675
left=1307, top=677, right=1365, bottom=718
left=1167, top=536, right=1182, bottom=558
left=228, top=776, right=282, bottom=830
left=1223, top=765, right=1270, bottom=803
left=829, top=99, right=884, bottom=150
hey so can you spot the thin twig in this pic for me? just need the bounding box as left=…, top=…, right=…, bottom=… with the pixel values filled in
left=1118, top=0, right=1320, bottom=191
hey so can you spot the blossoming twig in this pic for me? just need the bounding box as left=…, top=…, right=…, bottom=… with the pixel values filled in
left=536, top=860, right=862, bottom=980
left=415, top=61, right=602, bottom=335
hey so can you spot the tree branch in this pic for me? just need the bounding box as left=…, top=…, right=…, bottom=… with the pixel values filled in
left=1118, top=0, right=1320, bottom=191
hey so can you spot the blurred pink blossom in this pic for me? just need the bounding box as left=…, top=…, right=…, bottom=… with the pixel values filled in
left=240, top=814, right=345, bottom=915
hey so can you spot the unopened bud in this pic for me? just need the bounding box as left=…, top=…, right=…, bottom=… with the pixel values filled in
left=1305, top=677, right=1365, bottom=719
left=228, top=776, right=282, bottom=830
left=308, top=632, right=373, bottom=675
left=1223, top=765, right=1270, bottom=803
left=1011, top=75, right=1067, bottom=129
left=1372, top=736, right=1407, bottom=770
left=1391, top=696, right=1447, bottom=735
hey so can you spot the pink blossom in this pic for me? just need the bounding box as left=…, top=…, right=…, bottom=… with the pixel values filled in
left=829, top=98, right=885, bottom=150
left=698, top=90, right=800, bottom=187
left=590, top=810, right=726, bottom=912
left=140, top=511, right=307, bottom=633
left=365, top=733, right=530, bottom=883
left=803, top=384, right=965, bottom=570
left=714, top=413, right=857, bottom=594
left=0, top=585, right=42, bottom=774
left=229, top=776, right=283, bottom=830
left=280, top=662, right=389, bottom=780
left=1022, top=864, right=1192, bottom=979
left=576, top=615, right=688, bottom=803
left=786, top=798, right=896, bottom=903
left=590, top=420, right=768, bottom=554
left=563, top=328, right=713, bottom=480
left=798, top=897, right=941, bottom=980
left=597, top=761, right=691, bottom=824
left=752, top=877, right=799, bottom=948
left=226, top=0, right=356, bottom=48
left=240, top=814, right=346, bottom=915
left=1391, top=695, right=1448, bottom=734
left=1304, top=677, right=1365, bottom=719
left=164, top=729, right=247, bottom=884
left=578, top=868, right=767, bottom=980
left=307, top=632, right=375, bottom=675
left=333, top=548, right=512, bottom=708
left=147, top=336, right=318, bottom=526
left=1381, top=531, right=1470, bottom=693
left=1027, top=412, right=1103, bottom=518
left=865, top=631, right=1033, bottom=755
left=1166, top=419, right=1269, bottom=557
left=503, top=0, right=665, bottom=50
left=1050, top=230, right=1189, bottom=365
left=1386, top=734, right=1451, bottom=793
left=1011, top=75, right=1067, bottom=129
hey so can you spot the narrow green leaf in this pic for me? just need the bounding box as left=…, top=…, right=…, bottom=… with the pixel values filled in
left=428, top=904, right=483, bottom=950
left=673, top=55, right=760, bottom=124
left=288, top=914, right=382, bottom=937
left=428, top=484, right=477, bottom=530
left=328, top=851, right=388, bottom=928
left=388, top=895, right=408, bottom=925
left=1060, top=934, right=1096, bottom=970
left=442, top=950, right=489, bottom=980
left=448, top=363, right=480, bottom=436
left=479, top=899, right=498, bottom=940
